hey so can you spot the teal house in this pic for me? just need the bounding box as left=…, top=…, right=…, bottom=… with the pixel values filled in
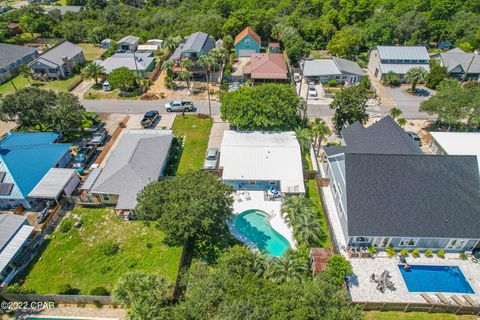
left=234, top=27, right=261, bottom=57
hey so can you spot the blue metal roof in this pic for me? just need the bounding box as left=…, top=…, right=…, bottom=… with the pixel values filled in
left=0, top=132, right=71, bottom=198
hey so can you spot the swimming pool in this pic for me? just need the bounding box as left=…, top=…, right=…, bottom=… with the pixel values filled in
left=232, top=209, right=291, bottom=256
left=399, top=265, right=475, bottom=293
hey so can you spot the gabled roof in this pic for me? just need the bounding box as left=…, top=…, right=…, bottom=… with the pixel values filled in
left=303, top=57, right=364, bottom=77
left=243, top=53, right=287, bottom=79
left=440, top=48, right=480, bottom=74
left=117, top=35, right=140, bottom=45
left=0, top=43, right=37, bottom=70
left=91, top=129, right=173, bottom=210
left=345, top=153, right=480, bottom=239
left=332, top=56, right=365, bottom=76
left=375, top=46, right=430, bottom=61
left=327, top=116, right=422, bottom=156
left=30, top=41, right=83, bottom=67
left=182, top=32, right=215, bottom=54
left=95, top=52, right=154, bottom=73
left=234, top=27, right=261, bottom=46
left=0, top=132, right=71, bottom=198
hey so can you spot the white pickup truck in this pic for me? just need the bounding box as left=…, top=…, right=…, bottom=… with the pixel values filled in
left=164, top=100, right=195, bottom=112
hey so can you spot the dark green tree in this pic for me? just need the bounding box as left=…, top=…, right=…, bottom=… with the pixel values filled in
left=108, top=67, right=136, bottom=92
left=330, top=86, right=369, bottom=131
left=324, top=254, right=353, bottom=287
left=426, top=61, right=447, bottom=90
left=49, top=92, right=85, bottom=134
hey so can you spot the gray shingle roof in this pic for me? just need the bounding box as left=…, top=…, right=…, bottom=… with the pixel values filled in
left=0, top=214, right=27, bottom=251
left=182, top=32, right=215, bottom=54
left=440, top=48, right=480, bottom=74
left=340, top=116, right=422, bottom=155
left=0, top=43, right=37, bottom=70
left=117, top=35, right=140, bottom=45
left=376, top=46, right=430, bottom=61
left=32, top=41, right=83, bottom=66
left=332, top=56, right=365, bottom=76
left=345, top=153, right=480, bottom=238
left=95, top=52, right=154, bottom=73
left=91, top=129, right=173, bottom=210
left=303, top=59, right=341, bottom=77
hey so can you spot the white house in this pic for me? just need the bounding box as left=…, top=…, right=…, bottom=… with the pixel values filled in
left=429, top=132, right=480, bottom=172
left=303, top=57, right=365, bottom=84
left=219, top=131, right=305, bottom=194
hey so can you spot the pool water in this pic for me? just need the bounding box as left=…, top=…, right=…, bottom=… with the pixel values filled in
left=233, top=209, right=291, bottom=256
left=399, top=265, right=475, bottom=293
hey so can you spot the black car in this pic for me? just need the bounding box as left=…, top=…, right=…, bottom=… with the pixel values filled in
left=72, top=147, right=96, bottom=169
left=141, top=110, right=160, bottom=128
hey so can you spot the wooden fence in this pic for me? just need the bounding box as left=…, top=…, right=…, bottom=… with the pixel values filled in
left=1, top=293, right=114, bottom=305
left=354, top=301, right=480, bottom=316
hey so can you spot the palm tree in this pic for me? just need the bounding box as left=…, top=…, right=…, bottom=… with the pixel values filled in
left=179, top=70, right=193, bottom=92
left=163, top=35, right=183, bottom=55
left=293, top=214, right=322, bottom=246
left=180, top=59, right=194, bottom=91
left=264, top=255, right=308, bottom=284
left=249, top=250, right=267, bottom=277
left=397, top=117, right=407, bottom=127
left=281, top=196, right=314, bottom=227
left=389, top=107, right=402, bottom=120
left=311, top=119, right=330, bottom=156
left=295, top=127, right=312, bottom=155
left=198, top=55, right=215, bottom=116
left=405, top=67, right=427, bottom=92
left=81, top=62, right=105, bottom=85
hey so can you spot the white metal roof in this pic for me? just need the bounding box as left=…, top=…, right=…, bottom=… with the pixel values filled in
left=220, top=131, right=305, bottom=193
left=0, top=224, right=34, bottom=273
left=430, top=132, right=480, bottom=172
left=137, top=44, right=159, bottom=51
left=380, top=63, right=430, bottom=75
left=29, top=168, right=77, bottom=198
left=376, top=46, right=430, bottom=61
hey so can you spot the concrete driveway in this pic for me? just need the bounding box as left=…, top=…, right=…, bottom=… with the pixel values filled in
left=383, top=85, right=435, bottom=118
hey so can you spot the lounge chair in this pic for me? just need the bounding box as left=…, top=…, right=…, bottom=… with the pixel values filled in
left=451, top=295, right=467, bottom=306
left=435, top=293, right=451, bottom=304
left=421, top=293, right=436, bottom=304
left=462, top=295, right=478, bottom=307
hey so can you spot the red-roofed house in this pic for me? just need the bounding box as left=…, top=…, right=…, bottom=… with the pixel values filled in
left=243, top=53, right=288, bottom=83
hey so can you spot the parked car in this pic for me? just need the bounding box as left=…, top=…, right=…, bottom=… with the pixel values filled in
left=86, top=128, right=107, bottom=146
left=165, top=101, right=195, bottom=112
left=72, top=147, right=95, bottom=169
left=407, top=131, right=422, bottom=146
left=231, top=82, right=239, bottom=92
left=293, top=73, right=301, bottom=83
left=308, top=84, right=317, bottom=97
left=203, top=147, right=219, bottom=169
left=141, top=110, right=160, bottom=128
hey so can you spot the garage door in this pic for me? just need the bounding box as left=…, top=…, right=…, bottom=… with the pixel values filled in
left=238, top=50, right=256, bottom=57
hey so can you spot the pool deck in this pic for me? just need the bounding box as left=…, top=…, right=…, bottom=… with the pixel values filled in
left=231, top=191, right=296, bottom=250
left=347, top=253, right=480, bottom=305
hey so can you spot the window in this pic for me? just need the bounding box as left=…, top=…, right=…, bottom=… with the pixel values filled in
left=354, top=237, right=370, bottom=243
left=336, top=184, right=342, bottom=196
left=103, top=194, right=110, bottom=201
left=248, top=180, right=256, bottom=185
left=245, top=39, right=251, bottom=47
left=269, top=181, right=276, bottom=185
left=338, top=202, right=345, bottom=218
left=447, top=239, right=468, bottom=250
left=399, top=238, right=418, bottom=246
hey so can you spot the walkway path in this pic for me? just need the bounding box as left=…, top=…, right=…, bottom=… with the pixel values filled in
left=207, top=115, right=230, bottom=149
left=71, top=79, right=93, bottom=98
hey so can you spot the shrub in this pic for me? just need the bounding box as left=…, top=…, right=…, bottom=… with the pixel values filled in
left=459, top=252, right=467, bottom=260
left=93, top=300, right=103, bottom=308
left=436, top=250, right=446, bottom=258
left=90, top=286, right=110, bottom=296
left=382, top=71, right=400, bottom=87
left=98, top=240, right=120, bottom=256
left=145, top=242, right=153, bottom=249
left=57, top=284, right=79, bottom=295
left=327, top=79, right=337, bottom=87
left=385, top=246, right=396, bottom=257
left=59, top=218, right=75, bottom=233
left=424, top=249, right=433, bottom=257
left=368, top=246, right=378, bottom=255
left=411, top=249, right=420, bottom=258
left=400, top=249, right=409, bottom=257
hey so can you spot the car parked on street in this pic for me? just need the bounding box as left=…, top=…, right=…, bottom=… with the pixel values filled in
left=141, top=110, right=160, bottom=128
left=203, top=147, right=219, bottom=169
left=86, top=128, right=108, bottom=146
left=407, top=131, right=422, bottom=146
left=72, top=147, right=96, bottom=169
left=165, top=101, right=195, bottom=112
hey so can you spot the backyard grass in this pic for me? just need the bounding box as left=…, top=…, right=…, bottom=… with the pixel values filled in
left=172, top=115, right=212, bottom=175
left=307, top=179, right=331, bottom=248
left=0, top=75, right=82, bottom=96
left=20, top=207, right=182, bottom=294
left=366, top=312, right=476, bottom=320
left=78, top=43, right=105, bottom=61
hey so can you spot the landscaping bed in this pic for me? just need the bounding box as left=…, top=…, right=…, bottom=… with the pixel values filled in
left=19, top=207, right=182, bottom=294
left=307, top=179, right=332, bottom=248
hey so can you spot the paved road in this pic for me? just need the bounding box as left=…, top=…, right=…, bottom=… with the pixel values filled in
left=81, top=98, right=435, bottom=120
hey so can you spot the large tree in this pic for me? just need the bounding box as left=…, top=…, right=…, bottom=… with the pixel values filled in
left=326, top=27, right=363, bottom=58
left=221, top=84, right=301, bottom=130
left=108, top=67, right=136, bottom=91
left=49, top=92, right=85, bottom=134
left=136, top=171, right=234, bottom=259
left=330, top=86, right=369, bottom=132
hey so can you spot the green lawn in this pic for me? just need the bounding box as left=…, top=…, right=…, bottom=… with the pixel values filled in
left=0, top=75, right=82, bottom=96
left=83, top=88, right=140, bottom=100
left=366, top=312, right=476, bottom=320
left=20, top=207, right=182, bottom=294
left=307, top=179, right=331, bottom=248
left=172, top=115, right=212, bottom=175
left=78, top=43, right=105, bottom=61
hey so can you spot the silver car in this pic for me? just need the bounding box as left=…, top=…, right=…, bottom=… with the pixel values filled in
left=204, top=147, right=219, bottom=169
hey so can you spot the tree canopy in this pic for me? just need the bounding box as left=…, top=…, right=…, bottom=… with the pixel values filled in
left=220, top=84, right=301, bottom=130
left=330, top=86, right=369, bottom=132
left=108, top=67, right=137, bottom=91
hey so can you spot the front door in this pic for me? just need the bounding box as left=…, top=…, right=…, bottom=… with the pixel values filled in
left=373, top=237, right=391, bottom=248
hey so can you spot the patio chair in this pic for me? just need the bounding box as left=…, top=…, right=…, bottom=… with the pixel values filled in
left=421, top=293, right=436, bottom=304
left=451, top=295, right=468, bottom=306
left=462, top=295, right=478, bottom=307
left=370, top=273, right=378, bottom=283
left=435, top=293, right=451, bottom=305
left=245, top=192, right=251, bottom=201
